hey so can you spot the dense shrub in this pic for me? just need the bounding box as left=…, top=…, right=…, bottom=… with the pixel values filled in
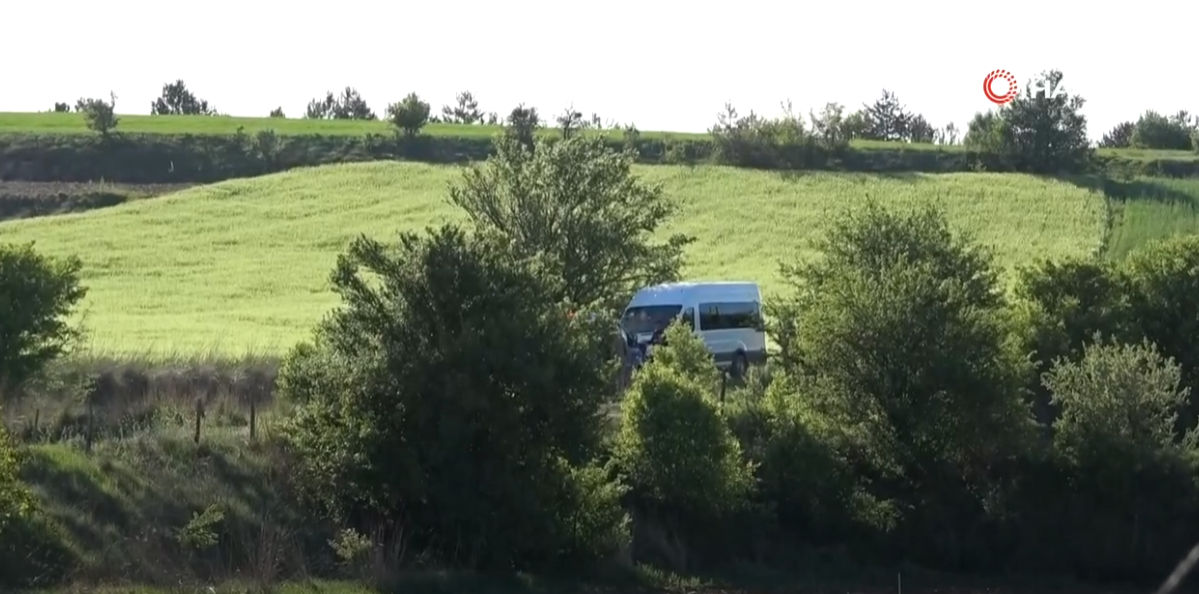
left=0, top=424, right=32, bottom=537
left=616, top=324, right=753, bottom=516
left=1017, top=236, right=1199, bottom=433
left=1123, top=235, right=1199, bottom=431
left=735, top=371, right=896, bottom=548
left=1035, top=340, right=1199, bottom=579
left=964, top=70, right=1092, bottom=174
left=614, top=323, right=754, bottom=567
left=385, top=93, right=431, bottom=137
left=1012, top=258, right=1136, bottom=422
left=278, top=225, right=627, bottom=569
left=768, top=200, right=1033, bottom=567
left=1131, top=110, right=1196, bottom=151
left=0, top=243, right=87, bottom=398
left=3, top=131, right=1197, bottom=184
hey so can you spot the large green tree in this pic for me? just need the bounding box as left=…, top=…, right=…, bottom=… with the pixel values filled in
left=0, top=243, right=86, bottom=398
left=768, top=201, right=1032, bottom=564
left=150, top=79, right=217, bottom=116
left=448, top=133, right=693, bottom=309
left=965, top=69, right=1091, bottom=173
left=277, top=226, right=627, bottom=569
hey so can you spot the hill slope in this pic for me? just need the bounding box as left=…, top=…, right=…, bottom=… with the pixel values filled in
left=0, top=162, right=1107, bottom=355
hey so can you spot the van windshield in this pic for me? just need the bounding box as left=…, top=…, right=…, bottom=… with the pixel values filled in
left=621, top=305, right=682, bottom=336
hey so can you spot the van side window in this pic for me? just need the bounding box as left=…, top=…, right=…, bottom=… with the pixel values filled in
left=697, top=301, right=760, bottom=331
left=681, top=308, right=696, bottom=330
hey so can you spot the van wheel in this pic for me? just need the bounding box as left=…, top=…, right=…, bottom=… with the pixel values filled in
left=729, top=353, right=748, bottom=379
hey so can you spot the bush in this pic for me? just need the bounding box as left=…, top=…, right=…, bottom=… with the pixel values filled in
left=743, top=372, right=896, bottom=547
left=1131, top=110, right=1195, bottom=151
left=0, top=424, right=33, bottom=537
left=278, top=225, right=625, bottom=569
left=1012, top=257, right=1135, bottom=422
left=1033, top=340, right=1199, bottom=579
left=615, top=324, right=754, bottom=519
left=385, top=93, right=431, bottom=137
left=0, top=243, right=87, bottom=398
left=75, top=93, right=119, bottom=136
left=768, top=200, right=1032, bottom=567
left=1122, top=234, right=1199, bottom=433
left=964, top=70, right=1091, bottom=173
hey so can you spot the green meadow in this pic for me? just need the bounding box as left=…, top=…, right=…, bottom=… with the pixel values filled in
left=0, top=163, right=1111, bottom=356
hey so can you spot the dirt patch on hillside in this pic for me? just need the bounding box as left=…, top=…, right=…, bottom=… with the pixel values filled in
left=0, top=181, right=193, bottom=221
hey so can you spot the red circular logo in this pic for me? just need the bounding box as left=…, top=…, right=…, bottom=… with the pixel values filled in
left=983, top=70, right=1018, bottom=105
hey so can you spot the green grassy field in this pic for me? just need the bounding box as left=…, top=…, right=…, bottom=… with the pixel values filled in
left=1102, top=177, right=1199, bottom=258
left=0, top=111, right=704, bottom=140
left=1, top=111, right=1195, bottom=163
left=0, top=163, right=1110, bottom=356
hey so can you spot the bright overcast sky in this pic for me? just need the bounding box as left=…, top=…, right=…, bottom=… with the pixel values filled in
left=4, top=0, right=1194, bottom=140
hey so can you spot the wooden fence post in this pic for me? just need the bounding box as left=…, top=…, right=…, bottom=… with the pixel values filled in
left=84, top=400, right=95, bottom=452
left=249, top=400, right=257, bottom=442
left=193, top=398, right=205, bottom=445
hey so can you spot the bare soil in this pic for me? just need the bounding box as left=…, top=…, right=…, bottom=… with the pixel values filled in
left=0, top=181, right=192, bottom=221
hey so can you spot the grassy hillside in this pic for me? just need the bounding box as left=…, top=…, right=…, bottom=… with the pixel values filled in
left=1101, top=177, right=1199, bottom=259
left=0, top=163, right=1108, bottom=356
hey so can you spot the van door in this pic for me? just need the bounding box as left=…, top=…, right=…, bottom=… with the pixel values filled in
left=697, top=301, right=762, bottom=365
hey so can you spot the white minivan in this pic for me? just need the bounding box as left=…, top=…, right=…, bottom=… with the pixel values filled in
left=620, top=281, right=767, bottom=377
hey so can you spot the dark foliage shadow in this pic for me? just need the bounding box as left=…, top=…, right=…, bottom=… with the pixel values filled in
left=1055, top=175, right=1198, bottom=206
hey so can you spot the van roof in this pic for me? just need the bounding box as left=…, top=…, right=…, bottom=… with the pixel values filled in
left=626, top=281, right=761, bottom=307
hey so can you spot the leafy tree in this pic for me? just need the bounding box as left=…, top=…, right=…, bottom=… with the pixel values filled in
left=736, top=370, right=896, bottom=544
left=75, top=93, right=119, bottom=137
left=709, top=102, right=811, bottom=169
left=964, top=70, right=1091, bottom=173
left=447, top=133, right=693, bottom=309
left=860, top=89, right=911, bottom=142
left=268, top=107, right=285, bottom=118
left=305, top=87, right=376, bottom=120
left=768, top=200, right=1031, bottom=560
left=1122, top=235, right=1199, bottom=434
left=1099, top=121, right=1134, bottom=148
left=504, top=104, right=541, bottom=150
left=808, top=102, right=851, bottom=151
left=0, top=243, right=86, bottom=398
left=51, top=102, right=70, bottom=113
left=1131, top=110, right=1195, bottom=151
left=440, top=90, right=483, bottom=124
left=615, top=322, right=754, bottom=519
left=1039, top=339, right=1199, bottom=578
left=1047, top=340, right=1193, bottom=462
left=386, top=92, right=431, bottom=137
left=556, top=105, right=584, bottom=139
left=906, top=114, right=936, bottom=143
left=150, top=79, right=217, bottom=116
left=935, top=122, right=960, bottom=145
left=1012, top=258, right=1135, bottom=422
left=841, top=110, right=868, bottom=139
left=278, top=225, right=626, bottom=568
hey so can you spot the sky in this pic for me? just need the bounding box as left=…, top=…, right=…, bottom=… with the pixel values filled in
left=3, top=0, right=1195, bottom=140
